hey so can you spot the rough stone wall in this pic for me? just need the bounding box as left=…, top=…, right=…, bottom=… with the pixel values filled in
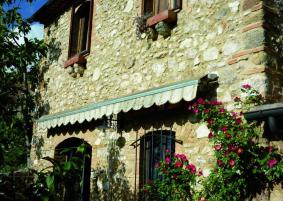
left=40, top=0, right=272, bottom=115
left=32, top=0, right=283, bottom=200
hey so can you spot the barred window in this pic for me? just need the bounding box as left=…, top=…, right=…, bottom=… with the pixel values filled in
left=139, top=130, right=175, bottom=188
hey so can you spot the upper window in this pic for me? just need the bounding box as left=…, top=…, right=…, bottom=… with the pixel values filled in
left=143, top=0, right=168, bottom=15
left=143, top=0, right=181, bottom=15
left=68, top=0, right=93, bottom=58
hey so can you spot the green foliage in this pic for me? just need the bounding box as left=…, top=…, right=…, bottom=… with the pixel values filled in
left=33, top=143, right=89, bottom=201
left=0, top=0, right=47, bottom=171
left=0, top=117, right=27, bottom=172
left=189, top=85, right=283, bottom=201
left=143, top=151, right=198, bottom=201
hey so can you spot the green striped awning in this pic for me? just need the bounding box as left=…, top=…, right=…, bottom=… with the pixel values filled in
left=37, top=78, right=199, bottom=130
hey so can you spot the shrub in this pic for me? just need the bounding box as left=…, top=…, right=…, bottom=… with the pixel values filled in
left=143, top=150, right=199, bottom=201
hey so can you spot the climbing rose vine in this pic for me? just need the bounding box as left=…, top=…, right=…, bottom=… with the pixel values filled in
left=189, top=85, right=283, bottom=201
left=141, top=85, right=282, bottom=201
left=143, top=150, right=199, bottom=201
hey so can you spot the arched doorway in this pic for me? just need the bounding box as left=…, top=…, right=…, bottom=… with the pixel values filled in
left=54, top=137, right=92, bottom=201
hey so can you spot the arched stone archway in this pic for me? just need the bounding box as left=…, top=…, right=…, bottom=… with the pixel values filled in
left=54, top=137, right=92, bottom=201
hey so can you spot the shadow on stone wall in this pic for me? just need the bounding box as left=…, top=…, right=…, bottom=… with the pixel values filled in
left=263, top=0, right=283, bottom=102
left=91, top=141, right=134, bottom=201
left=36, top=37, right=62, bottom=117
left=262, top=0, right=283, bottom=142
left=47, top=38, right=62, bottom=64
left=47, top=119, right=104, bottom=137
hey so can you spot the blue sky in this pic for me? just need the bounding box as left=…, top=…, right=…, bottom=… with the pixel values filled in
left=6, top=0, right=48, bottom=40
left=8, top=0, right=47, bottom=19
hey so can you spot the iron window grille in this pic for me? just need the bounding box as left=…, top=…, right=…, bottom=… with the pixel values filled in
left=130, top=129, right=183, bottom=200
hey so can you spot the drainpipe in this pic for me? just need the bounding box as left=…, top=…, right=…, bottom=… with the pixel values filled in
left=267, top=116, right=283, bottom=135
left=244, top=107, right=283, bottom=135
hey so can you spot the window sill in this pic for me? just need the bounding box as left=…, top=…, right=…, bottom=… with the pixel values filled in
left=64, top=55, right=86, bottom=68
left=146, top=10, right=177, bottom=27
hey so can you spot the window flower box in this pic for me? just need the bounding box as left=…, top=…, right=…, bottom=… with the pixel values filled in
left=146, top=10, right=177, bottom=27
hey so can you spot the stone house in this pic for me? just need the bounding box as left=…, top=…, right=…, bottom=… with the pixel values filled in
left=31, top=0, right=282, bottom=200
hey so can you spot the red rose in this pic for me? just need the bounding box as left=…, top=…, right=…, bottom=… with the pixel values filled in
left=219, top=108, right=225, bottom=113
left=165, top=157, right=170, bottom=165
left=225, top=133, right=231, bottom=139
left=193, top=108, right=199, bottom=114
left=235, top=118, right=242, bottom=124
left=214, top=144, right=222, bottom=151
left=208, top=132, right=214, bottom=139
left=242, top=84, right=251, bottom=89
left=229, top=159, right=235, bottom=167
left=267, top=159, right=277, bottom=168
left=221, top=126, right=228, bottom=132
left=207, top=119, right=214, bottom=125
left=174, top=161, right=183, bottom=168
left=197, top=98, right=206, bottom=105
left=186, top=164, right=196, bottom=174
left=217, top=160, right=223, bottom=167
left=173, top=174, right=177, bottom=179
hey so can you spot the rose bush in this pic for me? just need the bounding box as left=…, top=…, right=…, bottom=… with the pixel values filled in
left=189, top=85, right=282, bottom=201
left=142, top=85, right=282, bottom=201
left=143, top=150, right=199, bottom=201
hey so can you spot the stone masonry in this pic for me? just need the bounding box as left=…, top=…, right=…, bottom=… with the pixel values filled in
left=31, top=0, right=283, bottom=200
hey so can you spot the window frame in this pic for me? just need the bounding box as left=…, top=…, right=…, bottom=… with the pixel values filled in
left=142, top=0, right=182, bottom=16
left=68, top=0, right=93, bottom=59
left=139, top=130, right=175, bottom=190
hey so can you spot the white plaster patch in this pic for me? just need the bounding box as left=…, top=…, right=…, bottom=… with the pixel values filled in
left=92, top=68, right=101, bottom=81
left=123, top=0, right=134, bottom=12
left=131, top=73, right=143, bottom=84
left=217, top=25, right=223, bottom=35
left=201, top=146, right=212, bottom=154
left=206, top=32, right=216, bottom=40
left=152, top=63, right=165, bottom=76
left=168, top=59, right=178, bottom=70
left=186, top=147, right=199, bottom=155
left=97, top=179, right=103, bottom=190
left=200, top=42, right=209, bottom=51
left=97, top=148, right=108, bottom=157
left=180, top=38, right=192, bottom=48
left=178, top=61, right=187, bottom=71
left=121, top=80, right=130, bottom=88
left=203, top=168, right=211, bottom=177
left=203, top=47, right=219, bottom=61
left=222, top=40, right=240, bottom=55
left=222, top=91, right=232, bottom=102
left=95, top=138, right=101, bottom=145
left=187, top=48, right=198, bottom=59
left=229, top=1, right=240, bottom=13
left=196, top=124, right=210, bottom=138
left=216, top=61, right=226, bottom=67
left=194, top=57, right=200, bottom=66
left=196, top=156, right=206, bottom=165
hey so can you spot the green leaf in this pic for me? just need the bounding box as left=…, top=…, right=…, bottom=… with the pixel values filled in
left=45, top=175, right=54, bottom=192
